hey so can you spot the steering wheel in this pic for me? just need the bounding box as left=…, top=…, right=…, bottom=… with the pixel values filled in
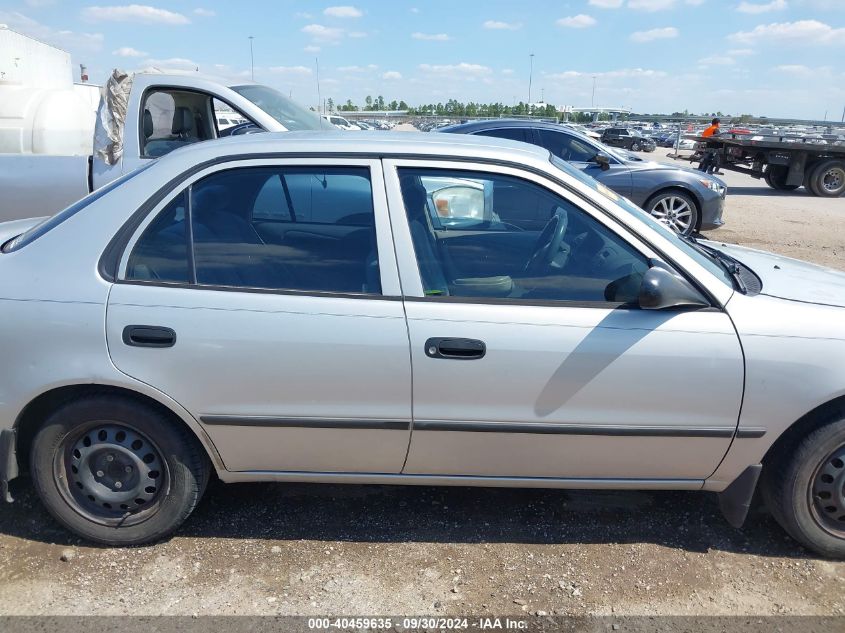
left=523, top=207, right=569, bottom=275
left=219, top=122, right=262, bottom=137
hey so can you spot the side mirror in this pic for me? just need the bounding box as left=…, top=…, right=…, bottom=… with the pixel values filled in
left=638, top=265, right=710, bottom=310
left=591, top=153, right=611, bottom=171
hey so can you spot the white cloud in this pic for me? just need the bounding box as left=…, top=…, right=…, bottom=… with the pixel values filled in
left=418, top=62, right=493, bottom=78
left=556, top=15, right=597, bottom=28
left=727, top=47, right=755, bottom=55
left=302, top=23, right=345, bottom=43
left=483, top=20, right=522, bottom=30
left=588, top=0, right=623, bottom=7
left=24, top=0, right=56, bottom=7
left=81, top=4, right=190, bottom=24
left=628, top=0, right=676, bottom=10
left=410, top=7, right=419, bottom=13
left=698, top=55, right=736, bottom=65
left=546, top=68, right=667, bottom=80
left=730, top=20, right=845, bottom=45
left=144, top=57, right=197, bottom=70
left=0, top=10, right=104, bottom=53
left=630, top=26, right=679, bottom=42
left=737, top=0, right=787, bottom=14
left=774, top=64, right=812, bottom=74
left=113, top=46, right=146, bottom=57
left=412, top=32, right=451, bottom=41
left=268, top=65, right=312, bottom=75
left=337, top=64, right=377, bottom=72
left=193, top=8, right=215, bottom=17
left=323, top=6, right=363, bottom=18
left=382, top=71, right=402, bottom=80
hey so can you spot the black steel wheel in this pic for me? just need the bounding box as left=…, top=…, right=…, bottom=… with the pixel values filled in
left=762, top=415, right=845, bottom=558
left=31, top=395, right=210, bottom=545
left=58, top=423, right=167, bottom=526
left=810, top=444, right=845, bottom=539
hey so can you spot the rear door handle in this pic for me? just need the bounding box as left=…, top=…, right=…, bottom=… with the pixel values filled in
left=425, top=337, right=486, bottom=360
left=122, top=325, right=177, bottom=348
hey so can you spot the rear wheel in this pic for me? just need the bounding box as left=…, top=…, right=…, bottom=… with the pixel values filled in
left=764, top=165, right=799, bottom=191
left=646, top=191, right=699, bottom=235
left=762, top=416, right=845, bottom=558
left=30, top=395, right=210, bottom=545
left=631, top=141, right=642, bottom=152
left=808, top=160, right=845, bottom=198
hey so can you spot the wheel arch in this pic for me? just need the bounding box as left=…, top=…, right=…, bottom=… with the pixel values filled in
left=13, top=383, right=225, bottom=477
left=763, top=394, right=845, bottom=468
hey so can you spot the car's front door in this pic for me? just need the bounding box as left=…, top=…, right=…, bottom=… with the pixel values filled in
left=536, top=129, right=634, bottom=198
left=384, top=159, right=744, bottom=482
left=106, top=159, right=412, bottom=474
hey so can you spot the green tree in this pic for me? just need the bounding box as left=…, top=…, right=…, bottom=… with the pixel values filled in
left=377, top=95, right=386, bottom=110
left=326, top=98, right=334, bottom=113
left=365, top=95, right=373, bottom=110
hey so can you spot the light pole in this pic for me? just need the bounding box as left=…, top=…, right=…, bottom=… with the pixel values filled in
left=248, top=36, right=255, bottom=81
left=528, top=53, right=534, bottom=105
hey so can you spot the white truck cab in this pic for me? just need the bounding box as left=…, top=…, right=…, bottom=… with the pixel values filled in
left=1, top=71, right=328, bottom=222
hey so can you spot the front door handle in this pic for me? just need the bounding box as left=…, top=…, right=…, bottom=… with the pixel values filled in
left=425, top=337, right=486, bottom=360
left=122, top=325, right=177, bottom=348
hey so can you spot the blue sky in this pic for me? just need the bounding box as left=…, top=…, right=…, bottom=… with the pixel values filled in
left=1, top=0, right=843, bottom=119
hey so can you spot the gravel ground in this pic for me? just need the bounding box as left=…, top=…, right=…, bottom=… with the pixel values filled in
left=0, top=149, right=844, bottom=617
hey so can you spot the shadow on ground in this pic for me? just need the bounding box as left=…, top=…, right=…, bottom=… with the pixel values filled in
left=0, top=477, right=814, bottom=560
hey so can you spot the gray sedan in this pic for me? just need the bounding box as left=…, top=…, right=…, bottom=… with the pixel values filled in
left=438, top=119, right=727, bottom=236
left=1, top=132, right=844, bottom=558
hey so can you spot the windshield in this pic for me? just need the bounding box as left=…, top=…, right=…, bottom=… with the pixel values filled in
left=549, top=155, right=734, bottom=287
left=230, top=85, right=326, bottom=131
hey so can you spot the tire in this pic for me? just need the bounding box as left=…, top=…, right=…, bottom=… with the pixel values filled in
left=808, top=160, right=845, bottom=198
left=762, top=416, right=845, bottom=558
left=631, top=141, right=641, bottom=152
left=645, top=190, right=699, bottom=236
left=30, top=395, right=210, bottom=546
left=764, top=165, right=799, bottom=191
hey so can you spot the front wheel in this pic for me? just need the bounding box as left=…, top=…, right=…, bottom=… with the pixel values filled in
left=762, top=417, right=845, bottom=558
left=646, top=191, right=699, bottom=235
left=631, top=141, right=641, bottom=152
left=30, top=395, right=210, bottom=545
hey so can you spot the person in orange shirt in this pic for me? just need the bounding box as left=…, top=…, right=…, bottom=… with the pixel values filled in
left=702, top=117, right=721, bottom=138
left=698, top=117, right=723, bottom=174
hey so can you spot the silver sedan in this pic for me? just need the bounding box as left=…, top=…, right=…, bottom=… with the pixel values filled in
left=1, top=132, right=844, bottom=557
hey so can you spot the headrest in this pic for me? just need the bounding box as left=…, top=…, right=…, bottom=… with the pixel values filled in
left=399, top=175, right=429, bottom=222
left=143, top=109, right=153, bottom=139
left=171, top=107, right=193, bottom=135
left=191, top=184, right=232, bottom=218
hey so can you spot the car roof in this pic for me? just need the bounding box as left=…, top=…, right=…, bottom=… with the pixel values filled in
left=437, top=118, right=604, bottom=147
left=154, top=130, right=553, bottom=166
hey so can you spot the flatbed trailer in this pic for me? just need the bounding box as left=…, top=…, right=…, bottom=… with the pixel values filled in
left=680, top=134, right=845, bottom=198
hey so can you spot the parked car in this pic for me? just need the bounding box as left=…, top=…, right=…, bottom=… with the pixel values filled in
left=601, top=127, right=657, bottom=152
left=438, top=119, right=726, bottom=235
left=2, top=132, right=845, bottom=557
left=322, top=114, right=361, bottom=131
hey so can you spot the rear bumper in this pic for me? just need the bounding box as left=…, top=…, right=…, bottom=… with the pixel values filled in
left=0, top=429, right=18, bottom=503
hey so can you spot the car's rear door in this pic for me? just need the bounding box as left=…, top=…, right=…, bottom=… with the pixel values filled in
left=106, top=158, right=412, bottom=474
left=383, top=158, right=744, bottom=483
